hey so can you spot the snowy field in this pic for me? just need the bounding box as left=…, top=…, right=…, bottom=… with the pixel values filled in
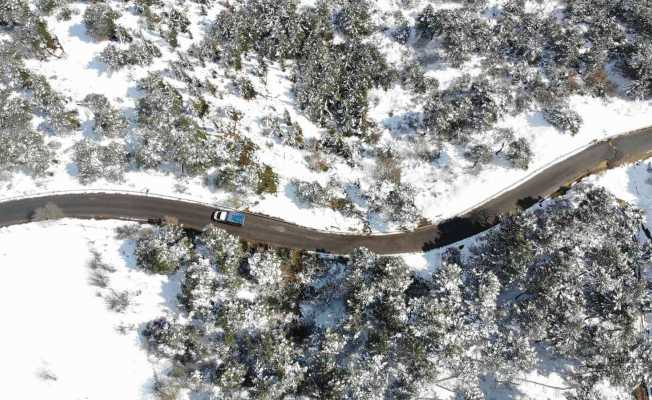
left=0, top=220, right=177, bottom=400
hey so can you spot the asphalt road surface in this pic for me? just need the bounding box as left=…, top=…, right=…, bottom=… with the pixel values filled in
left=1, top=126, right=652, bottom=254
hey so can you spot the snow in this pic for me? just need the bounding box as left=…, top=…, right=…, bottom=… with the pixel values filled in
left=1, top=0, right=649, bottom=235
left=0, top=219, right=174, bottom=400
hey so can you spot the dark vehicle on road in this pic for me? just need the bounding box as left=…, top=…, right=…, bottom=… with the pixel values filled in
left=212, top=209, right=246, bottom=226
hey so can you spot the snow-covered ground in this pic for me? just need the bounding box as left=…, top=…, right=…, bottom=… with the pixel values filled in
left=0, top=219, right=177, bottom=400
left=3, top=0, right=651, bottom=234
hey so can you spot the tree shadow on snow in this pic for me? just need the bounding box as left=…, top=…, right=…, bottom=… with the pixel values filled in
left=68, top=23, right=94, bottom=44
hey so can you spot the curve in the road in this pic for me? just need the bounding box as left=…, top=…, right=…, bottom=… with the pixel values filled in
left=1, top=126, right=652, bottom=255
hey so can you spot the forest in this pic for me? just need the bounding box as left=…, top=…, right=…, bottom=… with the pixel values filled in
left=115, top=185, right=652, bottom=399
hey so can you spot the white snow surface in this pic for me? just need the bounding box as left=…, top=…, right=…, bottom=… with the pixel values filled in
left=0, top=219, right=176, bottom=400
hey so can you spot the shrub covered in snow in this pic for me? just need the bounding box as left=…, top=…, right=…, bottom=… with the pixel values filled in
left=333, top=0, right=374, bottom=38
left=73, top=139, right=129, bottom=184
left=620, top=42, right=652, bottom=98
left=9, top=15, right=61, bottom=60
left=82, top=94, right=127, bottom=138
left=416, top=6, right=491, bottom=66
left=291, top=179, right=329, bottom=207
left=135, top=223, right=192, bottom=274
left=202, top=0, right=393, bottom=137
left=423, top=76, right=510, bottom=144
left=99, top=39, right=162, bottom=71
left=204, top=0, right=304, bottom=65
left=294, top=38, right=395, bottom=137
left=261, top=111, right=304, bottom=148
left=35, top=0, right=69, bottom=15
left=234, top=77, right=256, bottom=100
left=505, top=137, right=532, bottom=169
left=0, top=0, right=30, bottom=27
left=464, top=144, right=493, bottom=168
left=136, top=73, right=184, bottom=129
left=368, top=181, right=420, bottom=228
left=543, top=102, right=583, bottom=135
left=468, top=185, right=652, bottom=392
left=83, top=3, right=120, bottom=40
left=133, top=74, right=226, bottom=176
left=0, top=97, right=53, bottom=176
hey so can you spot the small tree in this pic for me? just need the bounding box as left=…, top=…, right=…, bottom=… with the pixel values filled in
left=543, top=103, right=583, bottom=135
left=0, top=0, right=30, bottom=27
left=256, top=164, right=278, bottom=194
left=505, top=138, right=532, bottom=169
left=135, top=224, right=192, bottom=274
left=83, top=3, right=120, bottom=40
left=464, top=144, right=493, bottom=167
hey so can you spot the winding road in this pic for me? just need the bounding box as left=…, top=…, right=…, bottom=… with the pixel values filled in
left=1, top=126, right=652, bottom=254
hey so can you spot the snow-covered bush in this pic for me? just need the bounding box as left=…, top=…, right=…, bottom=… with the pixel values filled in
left=369, top=182, right=420, bottom=228
left=178, top=258, right=219, bottom=320
left=416, top=6, right=490, bottom=66
left=317, top=134, right=357, bottom=164
left=136, top=73, right=183, bottom=129
left=11, top=16, right=60, bottom=59
left=142, top=317, right=206, bottom=363
left=294, top=38, right=394, bottom=137
left=620, top=42, right=652, bottom=98
left=72, top=139, right=129, bottom=184
left=82, top=3, right=120, bottom=40
left=291, top=179, right=329, bottom=207
left=504, top=138, right=532, bottom=169
left=0, top=0, right=30, bottom=27
left=234, top=77, right=256, bottom=100
left=36, top=0, right=68, bottom=16
left=105, top=290, right=131, bottom=313
left=196, top=226, right=243, bottom=275
left=333, top=0, right=374, bottom=38
left=0, top=96, right=32, bottom=131
left=423, top=76, right=510, bottom=144
left=135, top=224, right=192, bottom=274
left=464, top=144, right=493, bottom=167
left=0, top=116, right=52, bottom=177
left=261, top=111, right=304, bottom=148
left=374, top=147, right=402, bottom=185
left=543, top=102, right=583, bottom=135
left=99, top=39, right=162, bottom=71
left=22, top=72, right=80, bottom=134
left=134, top=184, right=652, bottom=398
left=391, top=11, right=411, bottom=45
left=82, top=94, right=127, bottom=138
left=133, top=74, right=225, bottom=176
left=400, top=64, right=437, bottom=95
left=205, top=0, right=303, bottom=65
